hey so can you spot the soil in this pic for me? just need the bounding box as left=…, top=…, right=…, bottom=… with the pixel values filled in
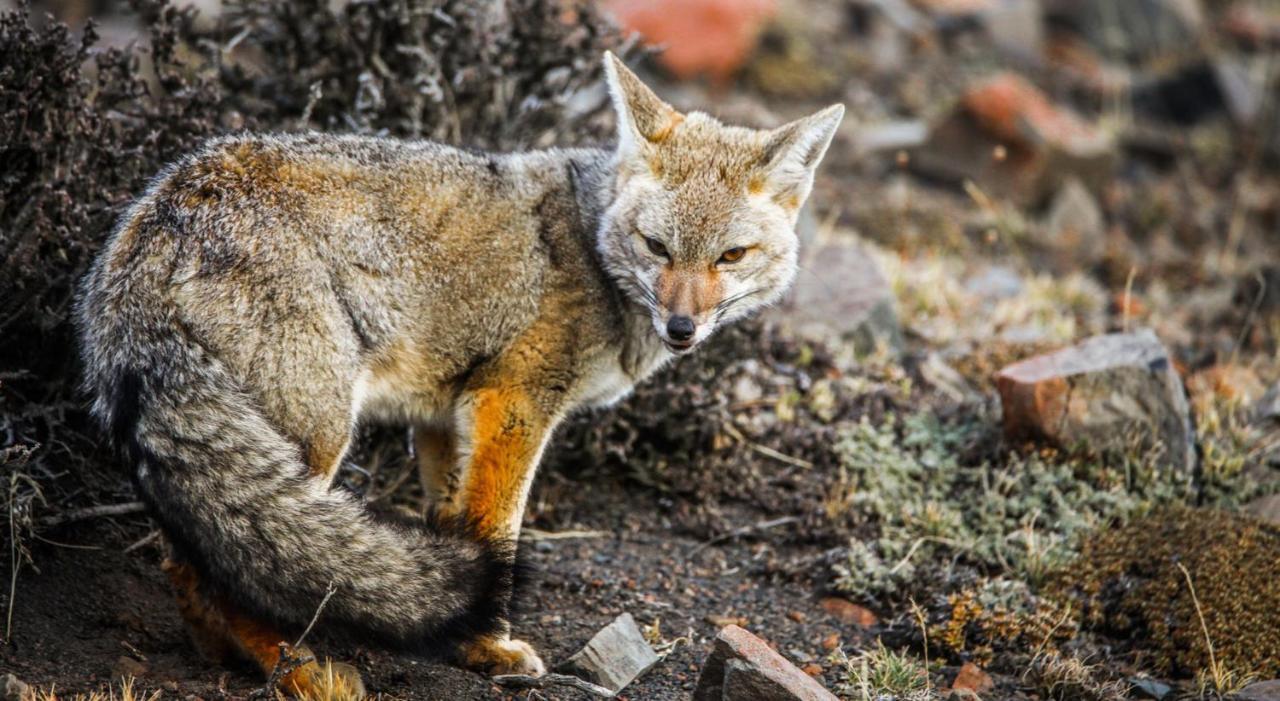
left=1, top=464, right=869, bottom=700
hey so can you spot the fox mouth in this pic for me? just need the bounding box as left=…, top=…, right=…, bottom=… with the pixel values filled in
left=663, top=339, right=696, bottom=353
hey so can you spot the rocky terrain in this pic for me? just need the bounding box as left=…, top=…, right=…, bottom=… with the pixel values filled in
left=4, top=0, right=1280, bottom=699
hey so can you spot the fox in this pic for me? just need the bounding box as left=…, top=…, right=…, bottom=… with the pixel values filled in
left=76, top=52, right=842, bottom=696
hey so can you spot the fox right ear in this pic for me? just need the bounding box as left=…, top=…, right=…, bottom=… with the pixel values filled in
left=603, top=52, right=682, bottom=162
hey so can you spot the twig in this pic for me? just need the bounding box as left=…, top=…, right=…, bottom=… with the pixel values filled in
left=688, top=516, right=801, bottom=557
left=250, top=580, right=338, bottom=699
left=1177, top=563, right=1222, bottom=692
left=1122, top=265, right=1137, bottom=333
left=520, top=528, right=610, bottom=541
left=493, top=672, right=615, bottom=698
left=39, top=501, right=146, bottom=527
left=124, top=529, right=162, bottom=554
left=1232, top=270, right=1267, bottom=366
left=748, top=444, right=814, bottom=470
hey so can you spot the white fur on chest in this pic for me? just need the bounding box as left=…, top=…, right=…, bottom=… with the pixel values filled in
left=571, top=340, right=673, bottom=409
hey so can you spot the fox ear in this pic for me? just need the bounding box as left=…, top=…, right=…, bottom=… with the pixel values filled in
left=759, top=104, right=845, bottom=207
left=603, top=52, right=682, bottom=162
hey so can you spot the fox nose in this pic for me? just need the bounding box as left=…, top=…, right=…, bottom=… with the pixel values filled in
left=667, top=315, right=696, bottom=342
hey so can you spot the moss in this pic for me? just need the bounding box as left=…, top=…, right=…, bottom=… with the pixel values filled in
left=1051, top=507, right=1280, bottom=678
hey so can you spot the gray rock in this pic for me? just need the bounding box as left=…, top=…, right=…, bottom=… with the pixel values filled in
left=2, top=674, right=29, bottom=701
left=1045, top=177, right=1105, bottom=253
left=1238, top=680, right=1280, bottom=701
left=983, top=0, right=1045, bottom=65
left=996, top=329, right=1197, bottom=474
left=775, top=236, right=903, bottom=357
left=556, top=613, right=659, bottom=695
left=1129, top=676, right=1173, bottom=700
left=694, top=625, right=838, bottom=701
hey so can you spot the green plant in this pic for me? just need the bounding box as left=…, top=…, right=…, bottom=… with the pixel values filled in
left=834, top=641, right=936, bottom=701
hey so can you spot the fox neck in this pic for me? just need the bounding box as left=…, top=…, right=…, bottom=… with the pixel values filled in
left=567, top=149, right=674, bottom=382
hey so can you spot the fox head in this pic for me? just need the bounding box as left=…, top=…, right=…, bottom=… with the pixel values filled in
left=596, top=52, right=843, bottom=355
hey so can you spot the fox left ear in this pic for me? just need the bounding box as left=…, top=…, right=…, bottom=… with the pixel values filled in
left=603, top=51, right=683, bottom=164
left=759, top=104, right=845, bottom=208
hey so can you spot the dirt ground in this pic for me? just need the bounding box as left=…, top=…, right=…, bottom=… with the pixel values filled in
left=2, top=464, right=870, bottom=700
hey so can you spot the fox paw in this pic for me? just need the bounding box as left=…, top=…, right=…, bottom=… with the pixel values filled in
left=283, top=659, right=367, bottom=700
left=461, top=635, right=546, bottom=677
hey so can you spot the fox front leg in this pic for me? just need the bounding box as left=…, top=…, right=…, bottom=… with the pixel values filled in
left=447, top=364, right=565, bottom=676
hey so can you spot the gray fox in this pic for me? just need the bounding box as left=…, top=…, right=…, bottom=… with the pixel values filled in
left=76, top=52, right=842, bottom=696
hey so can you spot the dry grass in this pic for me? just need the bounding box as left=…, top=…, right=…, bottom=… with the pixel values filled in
left=21, top=677, right=159, bottom=701
left=284, top=661, right=367, bottom=701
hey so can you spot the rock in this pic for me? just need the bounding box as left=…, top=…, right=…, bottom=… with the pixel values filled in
left=556, top=612, right=660, bottom=695
left=693, top=625, right=839, bottom=701
left=114, top=655, right=147, bottom=678
left=605, top=0, right=777, bottom=84
left=2, top=674, right=29, bottom=701
left=775, top=236, right=903, bottom=356
left=995, top=329, right=1197, bottom=473
left=819, top=597, right=879, bottom=627
left=951, top=662, right=994, bottom=693
left=1240, top=680, right=1280, bottom=701
left=1245, top=494, right=1280, bottom=527
left=1129, top=676, right=1174, bottom=700
left=1045, top=177, right=1105, bottom=253
left=982, top=0, right=1045, bottom=64
left=912, top=72, right=1115, bottom=204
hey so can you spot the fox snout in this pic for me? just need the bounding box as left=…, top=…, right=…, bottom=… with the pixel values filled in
left=654, top=268, right=720, bottom=352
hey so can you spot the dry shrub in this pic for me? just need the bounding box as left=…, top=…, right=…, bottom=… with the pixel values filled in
left=0, top=0, right=619, bottom=523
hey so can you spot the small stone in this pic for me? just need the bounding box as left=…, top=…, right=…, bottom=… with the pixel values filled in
left=1045, top=177, right=1105, bottom=254
left=1238, top=680, right=1280, bottom=701
left=951, top=662, right=994, bottom=693
left=114, top=655, right=147, bottom=678
left=775, top=237, right=903, bottom=357
left=819, top=597, right=879, bottom=627
left=996, top=329, right=1197, bottom=473
left=694, top=625, right=839, bottom=701
left=2, top=674, right=29, bottom=701
left=787, top=611, right=807, bottom=623
left=802, top=663, right=824, bottom=677
left=555, top=612, right=659, bottom=694
left=820, top=633, right=841, bottom=651
left=1129, top=676, right=1174, bottom=700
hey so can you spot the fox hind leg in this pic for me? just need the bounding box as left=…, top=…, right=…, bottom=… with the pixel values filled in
left=164, top=557, right=365, bottom=698
left=413, top=424, right=459, bottom=512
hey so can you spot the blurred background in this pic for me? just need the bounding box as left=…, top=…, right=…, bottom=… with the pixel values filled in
left=3, top=1, right=1280, bottom=699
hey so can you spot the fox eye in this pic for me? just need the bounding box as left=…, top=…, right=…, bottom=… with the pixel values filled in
left=718, top=247, right=747, bottom=264
left=644, top=236, right=670, bottom=259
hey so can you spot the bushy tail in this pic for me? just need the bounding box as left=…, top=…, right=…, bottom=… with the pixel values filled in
left=91, top=348, right=516, bottom=653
